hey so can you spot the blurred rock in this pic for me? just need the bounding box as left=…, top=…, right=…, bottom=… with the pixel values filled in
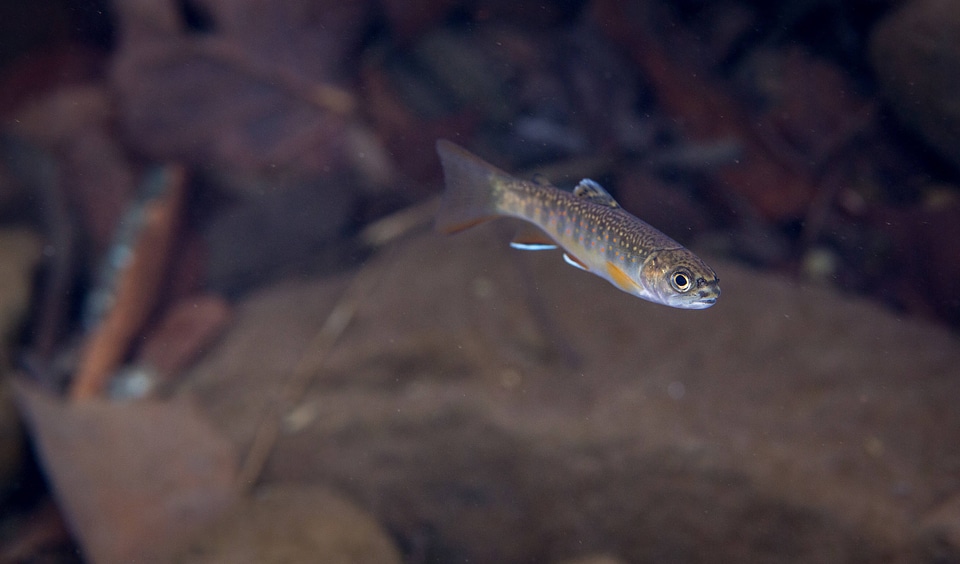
left=554, top=555, right=626, bottom=564
left=202, top=177, right=354, bottom=295
left=870, top=0, right=960, bottom=170
left=0, top=160, right=23, bottom=218
left=862, top=192, right=960, bottom=326
left=921, top=494, right=960, bottom=555
left=182, top=227, right=960, bottom=562
left=684, top=0, right=757, bottom=63
left=0, top=379, right=21, bottom=502
left=110, top=0, right=369, bottom=176
left=8, top=84, right=136, bottom=252
left=176, top=485, right=402, bottom=564
left=0, top=43, right=103, bottom=118
left=613, top=167, right=713, bottom=245
left=736, top=47, right=870, bottom=166
left=110, top=294, right=233, bottom=400
left=0, top=228, right=42, bottom=501
left=7, top=84, right=112, bottom=148
left=0, top=228, right=42, bottom=363
left=381, top=0, right=455, bottom=43
left=137, top=294, right=232, bottom=382
left=0, top=2, right=71, bottom=71
left=412, top=28, right=515, bottom=123
left=0, top=499, right=73, bottom=563
left=595, top=2, right=818, bottom=222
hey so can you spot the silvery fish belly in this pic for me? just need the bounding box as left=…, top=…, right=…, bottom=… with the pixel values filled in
left=435, top=139, right=720, bottom=309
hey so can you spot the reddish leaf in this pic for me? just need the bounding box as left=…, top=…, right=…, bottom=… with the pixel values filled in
left=590, top=0, right=818, bottom=222
left=138, top=294, right=233, bottom=380
left=12, top=380, right=238, bottom=564
left=110, top=0, right=372, bottom=174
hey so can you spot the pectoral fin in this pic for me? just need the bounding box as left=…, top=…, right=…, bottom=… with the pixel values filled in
left=563, top=253, right=589, bottom=271
left=510, top=225, right=557, bottom=251
left=511, top=242, right=559, bottom=251
left=605, top=261, right=641, bottom=292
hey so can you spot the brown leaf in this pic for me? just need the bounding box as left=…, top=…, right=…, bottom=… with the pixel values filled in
left=110, top=0, right=371, bottom=174
left=590, top=0, right=818, bottom=222
left=9, top=85, right=137, bottom=253
left=12, top=380, right=238, bottom=564
left=381, top=0, right=457, bottom=43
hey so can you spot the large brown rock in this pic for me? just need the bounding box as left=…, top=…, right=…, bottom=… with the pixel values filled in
left=182, top=225, right=960, bottom=562
left=871, top=0, right=960, bottom=170
left=176, top=485, right=402, bottom=564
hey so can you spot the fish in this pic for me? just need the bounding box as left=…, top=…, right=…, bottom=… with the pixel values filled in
left=435, top=139, right=720, bottom=309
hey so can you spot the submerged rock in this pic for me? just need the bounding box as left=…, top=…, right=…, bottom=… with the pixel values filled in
left=182, top=226, right=960, bottom=562
left=0, top=228, right=42, bottom=501
left=871, top=0, right=960, bottom=170
left=176, top=485, right=401, bottom=564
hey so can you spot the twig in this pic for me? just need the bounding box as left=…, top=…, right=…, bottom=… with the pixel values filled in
left=237, top=195, right=450, bottom=490
left=359, top=196, right=438, bottom=247
left=236, top=252, right=387, bottom=492
left=508, top=249, right=582, bottom=369
left=194, top=38, right=356, bottom=117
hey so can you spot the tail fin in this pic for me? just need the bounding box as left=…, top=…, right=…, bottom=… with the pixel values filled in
left=435, top=140, right=512, bottom=234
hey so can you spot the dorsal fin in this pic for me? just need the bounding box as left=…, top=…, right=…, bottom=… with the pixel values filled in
left=531, top=173, right=552, bottom=187
left=573, top=179, right=619, bottom=208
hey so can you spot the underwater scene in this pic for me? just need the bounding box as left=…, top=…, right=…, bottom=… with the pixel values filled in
left=0, top=0, right=958, bottom=562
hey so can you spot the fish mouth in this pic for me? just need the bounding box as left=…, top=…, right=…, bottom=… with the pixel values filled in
left=694, top=283, right=720, bottom=307
left=675, top=296, right=716, bottom=309
left=683, top=297, right=716, bottom=309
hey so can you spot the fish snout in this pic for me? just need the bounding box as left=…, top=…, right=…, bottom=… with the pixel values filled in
left=694, top=280, right=720, bottom=306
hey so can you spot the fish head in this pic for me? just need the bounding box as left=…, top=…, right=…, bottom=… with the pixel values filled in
left=640, top=249, right=721, bottom=309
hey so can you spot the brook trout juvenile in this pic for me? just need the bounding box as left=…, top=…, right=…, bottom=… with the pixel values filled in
left=436, top=140, right=720, bottom=309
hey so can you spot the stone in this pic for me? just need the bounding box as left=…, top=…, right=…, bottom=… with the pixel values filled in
left=0, top=229, right=42, bottom=360
left=181, top=225, right=960, bottom=562
left=0, top=379, right=21, bottom=501
left=554, top=555, right=626, bottom=564
left=870, top=0, right=960, bottom=170
left=560, top=554, right=624, bottom=564
left=175, top=485, right=402, bottom=564
left=0, top=228, right=42, bottom=500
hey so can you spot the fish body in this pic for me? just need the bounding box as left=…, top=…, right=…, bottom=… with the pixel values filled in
left=435, top=140, right=720, bottom=309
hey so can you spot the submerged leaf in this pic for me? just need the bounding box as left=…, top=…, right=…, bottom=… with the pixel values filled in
left=13, top=381, right=238, bottom=563
left=111, top=0, right=371, bottom=173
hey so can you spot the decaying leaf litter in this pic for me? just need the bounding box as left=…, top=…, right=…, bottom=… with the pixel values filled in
left=0, top=0, right=959, bottom=562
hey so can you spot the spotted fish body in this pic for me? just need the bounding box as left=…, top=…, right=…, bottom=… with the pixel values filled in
left=435, top=140, right=720, bottom=309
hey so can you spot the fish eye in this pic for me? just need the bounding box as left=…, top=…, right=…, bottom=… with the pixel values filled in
left=671, top=271, right=692, bottom=292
